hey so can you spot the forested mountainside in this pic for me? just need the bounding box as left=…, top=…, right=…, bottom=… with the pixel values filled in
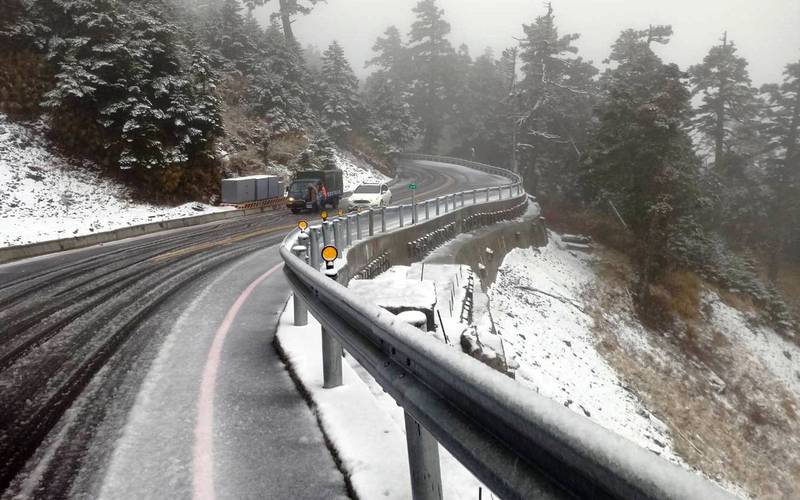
left=1, top=0, right=799, bottom=332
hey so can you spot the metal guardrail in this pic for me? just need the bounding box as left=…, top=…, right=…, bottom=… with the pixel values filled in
left=280, top=155, right=735, bottom=500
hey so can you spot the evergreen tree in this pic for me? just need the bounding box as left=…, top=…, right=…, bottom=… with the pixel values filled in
left=318, top=41, right=362, bottom=143
left=364, top=71, right=418, bottom=153
left=248, top=22, right=316, bottom=135
left=0, top=0, right=52, bottom=117
left=366, top=26, right=411, bottom=95
left=584, top=26, right=701, bottom=302
left=689, top=33, right=760, bottom=174
left=24, top=0, right=223, bottom=173
left=516, top=3, right=597, bottom=201
left=408, top=0, right=455, bottom=152
left=244, top=0, right=321, bottom=46
left=202, top=0, right=257, bottom=70
left=449, top=49, right=511, bottom=163
left=761, top=61, right=800, bottom=281
left=364, top=26, right=418, bottom=152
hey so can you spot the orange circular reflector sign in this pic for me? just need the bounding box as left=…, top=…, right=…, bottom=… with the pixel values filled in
left=321, top=245, right=339, bottom=263
left=320, top=211, right=328, bottom=221
left=298, top=220, right=309, bottom=231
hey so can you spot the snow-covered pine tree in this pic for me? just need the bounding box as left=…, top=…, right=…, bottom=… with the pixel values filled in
left=686, top=37, right=771, bottom=251
left=363, top=71, right=418, bottom=153
left=366, top=26, right=412, bottom=95
left=318, top=41, right=362, bottom=144
left=202, top=0, right=257, bottom=70
left=516, top=3, right=597, bottom=202
left=407, top=0, right=456, bottom=152
left=364, top=26, right=418, bottom=153
left=22, top=0, right=223, bottom=175
left=247, top=22, right=316, bottom=136
left=689, top=33, right=761, bottom=175
left=583, top=26, right=701, bottom=302
left=448, top=49, right=511, bottom=164
left=761, top=61, right=800, bottom=282
left=0, top=0, right=52, bottom=117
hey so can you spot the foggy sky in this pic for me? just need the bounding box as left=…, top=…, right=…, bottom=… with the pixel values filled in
left=255, top=0, right=800, bottom=86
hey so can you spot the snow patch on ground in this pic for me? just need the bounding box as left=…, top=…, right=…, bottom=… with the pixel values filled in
left=0, top=114, right=230, bottom=248
left=276, top=297, right=491, bottom=500
left=488, top=233, right=681, bottom=461
left=706, top=292, right=800, bottom=398
left=334, top=151, right=389, bottom=193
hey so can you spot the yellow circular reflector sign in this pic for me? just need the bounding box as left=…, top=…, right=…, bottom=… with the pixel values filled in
left=298, top=220, right=309, bottom=231
left=338, top=209, right=345, bottom=217
left=320, top=211, right=328, bottom=221
left=321, top=245, right=339, bottom=263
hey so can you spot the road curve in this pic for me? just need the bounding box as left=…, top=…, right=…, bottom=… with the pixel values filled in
left=0, top=159, right=508, bottom=499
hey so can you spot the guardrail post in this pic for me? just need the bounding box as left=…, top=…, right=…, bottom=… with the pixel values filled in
left=396, top=314, right=444, bottom=500
left=333, top=219, right=343, bottom=249
left=355, top=213, right=362, bottom=240
left=399, top=205, right=405, bottom=227
left=485, top=188, right=490, bottom=202
left=444, top=196, right=449, bottom=213
left=310, top=227, right=321, bottom=269
left=425, top=200, right=430, bottom=220
left=404, top=413, right=443, bottom=500
left=460, top=192, right=465, bottom=207
left=436, top=198, right=441, bottom=216
left=297, top=232, right=310, bottom=262
left=291, top=246, right=309, bottom=326
left=322, top=221, right=332, bottom=246
left=369, top=209, right=375, bottom=236
left=381, top=207, right=387, bottom=233
left=498, top=186, right=503, bottom=200
left=472, top=189, right=477, bottom=205
left=509, top=185, right=514, bottom=198
left=321, top=267, right=343, bottom=389
left=344, top=216, right=351, bottom=247
left=321, top=328, right=343, bottom=388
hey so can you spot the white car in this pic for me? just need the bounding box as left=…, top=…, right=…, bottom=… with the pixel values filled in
left=348, top=182, right=392, bottom=211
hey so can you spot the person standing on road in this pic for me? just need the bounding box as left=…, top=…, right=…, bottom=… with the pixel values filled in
left=306, top=184, right=317, bottom=207
left=318, top=182, right=328, bottom=210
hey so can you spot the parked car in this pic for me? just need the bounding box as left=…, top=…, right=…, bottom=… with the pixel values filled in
left=348, top=182, right=392, bottom=211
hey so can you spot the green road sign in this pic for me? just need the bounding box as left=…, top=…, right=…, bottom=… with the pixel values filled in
left=408, top=183, right=417, bottom=190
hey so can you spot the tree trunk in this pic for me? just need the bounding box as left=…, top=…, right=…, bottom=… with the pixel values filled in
left=278, top=0, right=296, bottom=46
left=714, top=34, right=729, bottom=173
left=714, top=97, right=725, bottom=172
left=767, top=248, right=781, bottom=284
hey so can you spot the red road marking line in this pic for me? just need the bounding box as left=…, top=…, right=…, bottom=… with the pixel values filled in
left=192, top=263, right=283, bottom=500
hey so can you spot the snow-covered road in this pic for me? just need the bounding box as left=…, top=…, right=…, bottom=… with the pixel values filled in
left=0, top=157, right=508, bottom=498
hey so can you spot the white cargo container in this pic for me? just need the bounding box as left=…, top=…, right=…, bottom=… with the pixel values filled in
left=221, top=175, right=284, bottom=205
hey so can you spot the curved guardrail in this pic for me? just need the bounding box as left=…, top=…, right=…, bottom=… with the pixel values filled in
left=280, top=155, right=734, bottom=500
left=395, top=153, right=524, bottom=185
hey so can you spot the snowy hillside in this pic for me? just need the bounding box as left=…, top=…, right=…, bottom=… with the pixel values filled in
left=490, top=232, right=800, bottom=498
left=0, top=114, right=230, bottom=248
left=489, top=235, right=682, bottom=462
left=334, top=152, right=390, bottom=192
